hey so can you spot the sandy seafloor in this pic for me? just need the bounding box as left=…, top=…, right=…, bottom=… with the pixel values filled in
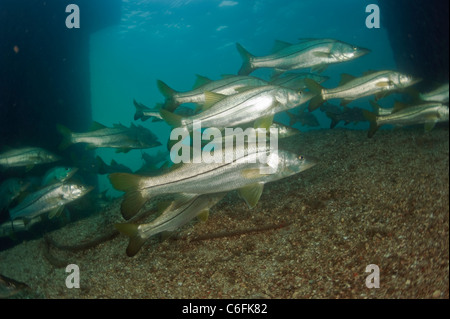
left=1, top=126, right=448, bottom=299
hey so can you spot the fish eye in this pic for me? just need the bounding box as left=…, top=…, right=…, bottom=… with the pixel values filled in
left=298, top=155, right=304, bottom=160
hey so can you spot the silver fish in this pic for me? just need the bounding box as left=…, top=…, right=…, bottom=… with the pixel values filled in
left=160, top=85, right=313, bottom=131
left=363, top=101, right=449, bottom=137
left=109, top=145, right=317, bottom=220
left=237, top=39, right=370, bottom=76
left=419, top=83, right=449, bottom=103
left=115, top=192, right=227, bottom=257
left=133, top=100, right=196, bottom=122
left=0, top=147, right=60, bottom=170
left=9, top=182, right=93, bottom=220
left=306, top=70, right=421, bottom=111
left=157, top=74, right=268, bottom=111
left=57, top=122, right=161, bottom=153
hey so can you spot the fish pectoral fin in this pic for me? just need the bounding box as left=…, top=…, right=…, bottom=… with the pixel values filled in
left=238, top=182, right=265, bottom=209
left=48, top=205, right=64, bottom=219
left=193, top=74, right=212, bottom=89
left=25, top=164, right=34, bottom=172
left=424, top=121, right=437, bottom=132
left=254, top=115, right=274, bottom=130
left=311, top=64, right=328, bottom=74
left=197, top=209, right=210, bottom=222
left=204, top=91, right=227, bottom=110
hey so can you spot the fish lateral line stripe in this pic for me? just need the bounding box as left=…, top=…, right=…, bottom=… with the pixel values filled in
left=192, top=88, right=275, bottom=123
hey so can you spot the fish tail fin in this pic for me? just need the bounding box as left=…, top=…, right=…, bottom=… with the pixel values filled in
left=157, top=80, right=178, bottom=111
left=325, top=112, right=339, bottom=129
left=108, top=173, right=141, bottom=192
left=56, top=124, right=73, bottom=150
left=109, top=173, right=148, bottom=220
left=304, top=79, right=325, bottom=111
left=160, top=109, right=183, bottom=128
left=156, top=80, right=177, bottom=99
left=236, top=43, right=255, bottom=75
left=115, top=223, right=146, bottom=257
left=133, top=99, right=150, bottom=121
left=362, top=109, right=379, bottom=138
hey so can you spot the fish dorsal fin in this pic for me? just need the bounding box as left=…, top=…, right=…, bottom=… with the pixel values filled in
left=89, top=121, right=107, bottom=131
left=272, top=39, right=293, bottom=53
left=392, top=101, right=409, bottom=113
left=221, top=74, right=237, bottom=79
left=204, top=91, right=227, bottom=109
left=112, top=123, right=127, bottom=129
left=298, top=38, right=319, bottom=42
left=237, top=182, right=265, bottom=208
left=363, top=70, right=379, bottom=76
left=254, top=115, right=274, bottom=130
left=339, top=73, right=356, bottom=86
left=197, top=209, right=210, bottom=222
left=193, top=74, right=212, bottom=89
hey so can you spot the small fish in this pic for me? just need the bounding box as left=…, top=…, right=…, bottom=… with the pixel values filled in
left=0, top=274, right=30, bottom=298
left=57, top=122, right=161, bottom=153
left=0, top=178, right=30, bottom=213
left=419, top=83, right=449, bottom=103
left=8, top=182, right=93, bottom=220
left=236, top=39, right=370, bottom=76
left=133, top=100, right=196, bottom=122
left=41, top=166, right=78, bottom=186
left=115, top=192, right=227, bottom=257
left=157, top=74, right=268, bottom=111
left=320, top=103, right=367, bottom=128
left=306, top=70, right=421, bottom=111
left=286, top=110, right=320, bottom=127
left=0, top=147, right=60, bottom=171
left=109, top=145, right=317, bottom=220
left=363, top=101, right=449, bottom=137
left=96, top=156, right=133, bottom=175
left=160, top=85, right=313, bottom=131
left=269, top=72, right=329, bottom=90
